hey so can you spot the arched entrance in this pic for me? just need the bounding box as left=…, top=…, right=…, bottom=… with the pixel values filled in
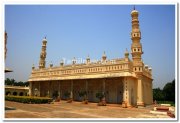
left=19, top=92, right=24, bottom=96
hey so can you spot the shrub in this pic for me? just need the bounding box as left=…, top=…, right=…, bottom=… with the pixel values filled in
left=64, top=91, right=70, bottom=99
left=78, top=91, right=87, bottom=101
left=96, top=92, right=105, bottom=101
left=5, top=96, right=52, bottom=104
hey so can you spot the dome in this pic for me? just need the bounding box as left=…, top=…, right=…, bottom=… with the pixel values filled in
left=42, top=37, right=47, bottom=42
left=86, top=55, right=90, bottom=60
left=124, top=49, right=129, bottom=57
left=102, top=51, right=107, bottom=58
left=131, top=9, right=139, bottom=15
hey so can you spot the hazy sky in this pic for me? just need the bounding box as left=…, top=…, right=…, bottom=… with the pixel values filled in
left=5, top=5, right=175, bottom=89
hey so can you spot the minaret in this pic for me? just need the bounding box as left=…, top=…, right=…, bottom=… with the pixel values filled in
left=102, top=51, right=107, bottom=61
left=39, top=37, right=47, bottom=69
left=131, top=7, right=145, bottom=107
left=131, top=7, right=143, bottom=73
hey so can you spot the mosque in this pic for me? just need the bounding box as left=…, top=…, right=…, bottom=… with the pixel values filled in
left=28, top=7, right=153, bottom=107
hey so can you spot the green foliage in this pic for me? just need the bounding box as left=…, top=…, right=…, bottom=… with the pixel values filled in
left=64, top=91, right=70, bottom=99
left=153, top=79, right=175, bottom=103
left=52, top=91, right=59, bottom=99
left=163, top=79, right=175, bottom=102
left=96, top=92, right=105, bottom=101
left=5, top=96, right=52, bottom=104
left=78, top=91, right=87, bottom=100
left=78, top=91, right=87, bottom=97
left=153, top=88, right=164, bottom=101
left=5, top=78, right=29, bottom=86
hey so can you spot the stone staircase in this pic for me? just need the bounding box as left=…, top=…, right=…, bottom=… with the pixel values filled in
left=150, top=104, right=175, bottom=118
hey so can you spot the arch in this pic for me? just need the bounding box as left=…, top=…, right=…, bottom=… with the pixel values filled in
left=13, top=92, right=17, bottom=96
left=19, top=92, right=24, bottom=96
left=6, top=91, right=11, bottom=95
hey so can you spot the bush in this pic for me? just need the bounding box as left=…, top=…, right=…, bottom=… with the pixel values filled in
left=78, top=91, right=87, bottom=101
left=96, top=92, right=105, bottom=101
left=64, top=91, right=70, bottom=99
left=5, top=96, right=53, bottom=104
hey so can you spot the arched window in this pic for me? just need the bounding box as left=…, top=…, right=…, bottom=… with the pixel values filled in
left=19, top=92, right=24, bottom=96
left=6, top=91, right=11, bottom=95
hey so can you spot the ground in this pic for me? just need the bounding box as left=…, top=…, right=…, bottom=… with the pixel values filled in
left=5, top=100, right=171, bottom=118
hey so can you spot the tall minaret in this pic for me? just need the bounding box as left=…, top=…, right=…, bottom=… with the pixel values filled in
left=39, top=37, right=47, bottom=69
left=131, top=7, right=145, bottom=106
left=131, top=7, right=143, bottom=73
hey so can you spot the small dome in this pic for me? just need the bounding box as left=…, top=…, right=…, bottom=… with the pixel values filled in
left=102, top=51, right=107, bottom=61
left=145, top=65, right=148, bottom=68
left=148, top=67, right=152, bottom=70
left=131, top=9, right=139, bottom=15
left=102, top=51, right=106, bottom=57
left=124, top=49, right=129, bottom=57
left=86, top=55, right=90, bottom=60
left=42, top=37, right=47, bottom=42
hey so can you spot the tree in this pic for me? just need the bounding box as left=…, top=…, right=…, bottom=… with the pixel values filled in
left=163, top=79, right=175, bottom=102
left=153, top=88, right=164, bottom=101
left=5, top=78, right=15, bottom=85
left=5, top=78, right=29, bottom=86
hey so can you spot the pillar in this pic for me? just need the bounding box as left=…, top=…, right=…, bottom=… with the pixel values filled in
left=85, top=80, right=88, bottom=99
left=102, top=79, right=106, bottom=102
left=48, top=81, right=51, bottom=97
left=137, top=75, right=144, bottom=106
left=123, top=77, right=132, bottom=107
left=29, top=82, right=32, bottom=96
left=70, top=80, right=73, bottom=99
left=103, top=79, right=105, bottom=94
left=58, top=81, right=61, bottom=98
left=38, top=81, right=41, bottom=97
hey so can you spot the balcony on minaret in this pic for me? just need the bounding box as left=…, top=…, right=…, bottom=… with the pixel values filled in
left=131, top=32, right=141, bottom=39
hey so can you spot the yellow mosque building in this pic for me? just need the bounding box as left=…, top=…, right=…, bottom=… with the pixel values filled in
left=28, top=8, right=153, bottom=107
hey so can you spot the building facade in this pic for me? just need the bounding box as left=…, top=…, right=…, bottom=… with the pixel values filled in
left=5, top=85, right=29, bottom=96
left=28, top=8, right=153, bottom=107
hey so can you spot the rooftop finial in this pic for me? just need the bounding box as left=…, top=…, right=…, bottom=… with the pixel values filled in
left=133, top=5, right=136, bottom=10
left=126, top=48, right=128, bottom=52
left=87, top=54, right=90, bottom=58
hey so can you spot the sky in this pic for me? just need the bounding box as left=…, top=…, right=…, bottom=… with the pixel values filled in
left=5, top=5, right=175, bottom=89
